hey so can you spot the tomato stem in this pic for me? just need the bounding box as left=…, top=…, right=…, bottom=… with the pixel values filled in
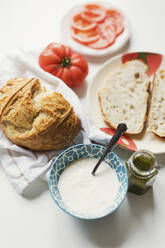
left=61, top=57, right=71, bottom=67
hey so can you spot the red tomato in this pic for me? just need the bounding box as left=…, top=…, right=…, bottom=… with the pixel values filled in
left=71, top=28, right=100, bottom=45
left=39, top=43, right=88, bottom=88
left=81, top=4, right=106, bottom=23
left=88, top=19, right=116, bottom=49
left=72, top=13, right=96, bottom=31
left=106, top=9, right=124, bottom=36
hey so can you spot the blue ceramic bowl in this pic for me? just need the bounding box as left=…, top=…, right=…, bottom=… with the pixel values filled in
left=48, top=144, right=128, bottom=220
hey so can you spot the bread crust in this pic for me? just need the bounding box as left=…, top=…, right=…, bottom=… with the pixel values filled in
left=0, top=78, right=81, bottom=151
left=147, top=74, right=156, bottom=134
left=0, top=78, right=32, bottom=119
left=148, top=70, right=165, bottom=137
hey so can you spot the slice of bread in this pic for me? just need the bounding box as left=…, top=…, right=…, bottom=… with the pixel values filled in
left=148, top=70, right=165, bottom=137
left=98, top=60, right=150, bottom=134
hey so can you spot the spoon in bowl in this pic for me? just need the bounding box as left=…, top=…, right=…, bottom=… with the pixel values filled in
left=92, top=123, right=127, bottom=176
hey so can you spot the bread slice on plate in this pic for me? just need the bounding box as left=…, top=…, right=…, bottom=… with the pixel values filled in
left=148, top=70, right=165, bottom=137
left=98, top=60, right=150, bottom=134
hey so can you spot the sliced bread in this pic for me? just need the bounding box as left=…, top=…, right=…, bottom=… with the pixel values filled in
left=148, top=70, right=165, bottom=137
left=98, top=60, right=150, bottom=134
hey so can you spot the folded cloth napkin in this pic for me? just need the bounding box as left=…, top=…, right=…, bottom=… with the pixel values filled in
left=0, top=49, right=109, bottom=194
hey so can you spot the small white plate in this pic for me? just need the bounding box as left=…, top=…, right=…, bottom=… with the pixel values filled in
left=60, top=1, right=131, bottom=58
left=87, top=51, right=164, bottom=154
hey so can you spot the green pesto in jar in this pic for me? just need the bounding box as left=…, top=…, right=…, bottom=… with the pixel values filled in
left=126, top=150, right=158, bottom=195
left=126, top=161, right=157, bottom=195
left=133, top=153, right=155, bottom=171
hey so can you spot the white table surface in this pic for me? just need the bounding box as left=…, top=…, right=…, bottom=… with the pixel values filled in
left=0, top=0, right=165, bottom=247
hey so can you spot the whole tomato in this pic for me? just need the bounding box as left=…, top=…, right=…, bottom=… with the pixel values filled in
left=39, top=43, right=88, bottom=88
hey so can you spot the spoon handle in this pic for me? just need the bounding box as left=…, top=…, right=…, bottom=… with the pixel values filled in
left=91, top=123, right=127, bottom=176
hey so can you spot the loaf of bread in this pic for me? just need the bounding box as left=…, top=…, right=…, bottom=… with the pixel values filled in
left=148, top=70, right=165, bottom=137
left=0, top=78, right=81, bottom=151
left=98, top=60, right=150, bottom=134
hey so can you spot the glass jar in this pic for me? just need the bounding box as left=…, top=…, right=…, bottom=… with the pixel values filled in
left=126, top=149, right=158, bottom=195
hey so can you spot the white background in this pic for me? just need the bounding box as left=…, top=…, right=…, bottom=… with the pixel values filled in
left=0, top=0, right=165, bottom=247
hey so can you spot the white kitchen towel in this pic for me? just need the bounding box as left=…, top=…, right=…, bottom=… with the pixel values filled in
left=0, top=49, right=109, bottom=194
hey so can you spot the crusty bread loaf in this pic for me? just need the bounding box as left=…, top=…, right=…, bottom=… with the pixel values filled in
left=98, top=60, right=150, bottom=134
left=0, top=78, right=81, bottom=151
left=148, top=70, right=165, bottom=137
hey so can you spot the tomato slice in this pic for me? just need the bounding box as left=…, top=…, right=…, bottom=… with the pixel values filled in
left=106, top=9, right=124, bottom=36
left=71, top=28, right=99, bottom=45
left=106, top=9, right=123, bottom=20
left=71, top=13, right=96, bottom=31
left=81, top=4, right=106, bottom=23
left=88, top=20, right=116, bottom=49
left=113, top=18, right=124, bottom=36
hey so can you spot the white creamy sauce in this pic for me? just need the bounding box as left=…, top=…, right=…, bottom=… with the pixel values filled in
left=58, top=158, right=120, bottom=215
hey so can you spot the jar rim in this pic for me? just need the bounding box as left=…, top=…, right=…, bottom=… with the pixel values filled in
left=130, top=149, right=157, bottom=177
